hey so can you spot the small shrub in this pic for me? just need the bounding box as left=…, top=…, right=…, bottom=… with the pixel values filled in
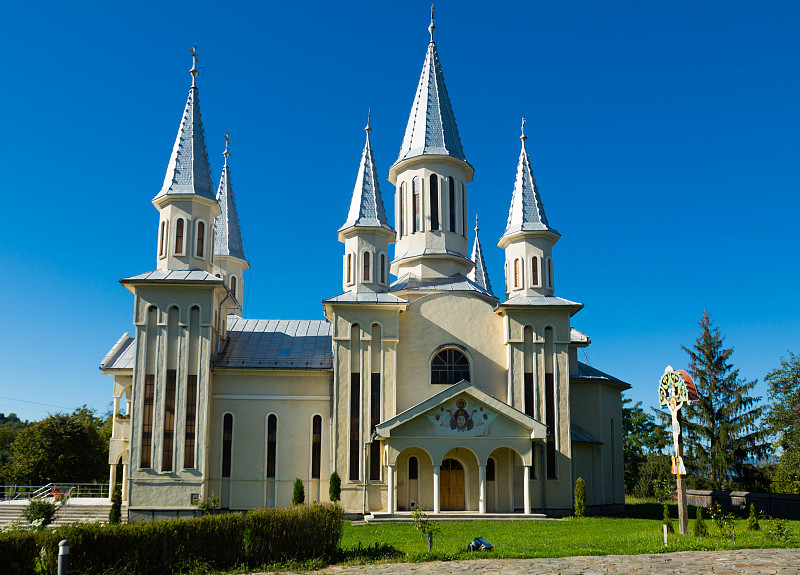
left=574, top=477, right=585, bottom=517
left=693, top=505, right=708, bottom=537
left=329, top=470, right=341, bottom=502
left=662, top=502, right=674, bottom=533
left=710, top=503, right=736, bottom=540
left=746, top=503, right=759, bottom=531
left=21, top=498, right=56, bottom=528
left=653, top=478, right=674, bottom=503
left=410, top=504, right=440, bottom=551
left=292, top=478, right=305, bottom=505
left=109, top=484, right=122, bottom=524
left=196, top=490, right=220, bottom=514
left=764, top=516, right=790, bottom=544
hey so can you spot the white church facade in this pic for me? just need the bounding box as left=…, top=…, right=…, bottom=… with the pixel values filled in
left=100, top=14, right=629, bottom=522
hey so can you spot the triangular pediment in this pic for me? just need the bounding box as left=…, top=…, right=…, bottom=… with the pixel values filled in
left=375, top=380, right=546, bottom=440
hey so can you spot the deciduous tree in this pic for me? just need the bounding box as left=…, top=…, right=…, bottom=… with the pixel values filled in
left=764, top=351, right=800, bottom=494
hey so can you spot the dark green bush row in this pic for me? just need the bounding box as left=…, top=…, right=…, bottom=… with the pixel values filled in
left=0, top=503, right=343, bottom=575
left=0, top=532, right=40, bottom=575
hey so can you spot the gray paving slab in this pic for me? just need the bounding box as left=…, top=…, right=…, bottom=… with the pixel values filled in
left=257, top=548, right=800, bottom=575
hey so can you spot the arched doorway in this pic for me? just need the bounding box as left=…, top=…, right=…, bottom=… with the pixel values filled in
left=440, top=458, right=465, bottom=510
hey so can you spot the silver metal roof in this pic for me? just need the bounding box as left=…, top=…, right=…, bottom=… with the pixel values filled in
left=466, top=216, right=493, bottom=295
left=571, top=361, right=630, bottom=389
left=323, top=292, right=407, bottom=304
left=340, top=119, right=393, bottom=233
left=214, top=137, right=247, bottom=261
left=498, top=293, right=583, bottom=308
left=394, top=18, right=466, bottom=165
left=121, top=270, right=224, bottom=283
left=571, top=424, right=603, bottom=444
left=100, top=332, right=135, bottom=370
left=391, top=273, right=497, bottom=301
left=501, top=121, right=558, bottom=239
left=214, top=317, right=332, bottom=370
left=570, top=327, right=590, bottom=345
left=153, top=57, right=216, bottom=203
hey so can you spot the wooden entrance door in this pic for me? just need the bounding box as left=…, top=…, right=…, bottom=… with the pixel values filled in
left=440, top=459, right=465, bottom=510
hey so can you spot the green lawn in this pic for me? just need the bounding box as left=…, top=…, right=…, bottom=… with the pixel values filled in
left=337, top=502, right=800, bottom=564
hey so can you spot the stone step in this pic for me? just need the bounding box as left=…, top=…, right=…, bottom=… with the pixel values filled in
left=365, top=511, right=552, bottom=523
left=0, top=500, right=128, bottom=527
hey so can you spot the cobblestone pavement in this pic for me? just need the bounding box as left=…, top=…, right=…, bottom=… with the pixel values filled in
left=261, top=549, right=800, bottom=575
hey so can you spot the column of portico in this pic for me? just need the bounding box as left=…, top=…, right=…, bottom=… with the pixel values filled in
left=108, top=465, right=115, bottom=501
left=122, top=462, right=129, bottom=502
left=523, top=466, right=531, bottom=514
left=478, top=464, right=486, bottom=513
left=387, top=465, right=396, bottom=513
left=432, top=465, right=441, bottom=513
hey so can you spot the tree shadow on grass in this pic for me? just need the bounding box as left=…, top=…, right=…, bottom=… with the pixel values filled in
left=336, top=541, right=404, bottom=563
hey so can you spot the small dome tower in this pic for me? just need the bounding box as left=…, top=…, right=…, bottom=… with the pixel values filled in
left=153, top=47, right=221, bottom=273
left=338, top=112, right=395, bottom=293
left=497, top=120, right=560, bottom=298
left=212, top=134, right=249, bottom=315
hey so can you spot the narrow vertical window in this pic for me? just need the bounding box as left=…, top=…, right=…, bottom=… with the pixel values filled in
left=523, top=326, right=534, bottom=417
left=408, top=456, right=418, bottom=480
left=222, top=413, right=233, bottom=478
left=363, top=252, right=370, bottom=282
left=175, top=218, right=185, bottom=254
left=196, top=221, right=205, bottom=258
left=162, top=369, right=176, bottom=472
left=349, top=324, right=361, bottom=481
left=266, top=414, right=277, bottom=478
left=311, top=415, right=322, bottom=480
left=548, top=258, right=554, bottom=289
left=429, top=174, right=439, bottom=231
left=184, top=305, right=200, bottom=469
left=230, top=275, right=237, bottom=300
left=514, top=259, right=521, bottom=289
left=486, top=457, right=496, bottom=481
left=140, top=306, right=157, bottom=469
left=159, top=221, right=167, bottom=257
left=544, top=327, right=556, bottom=479
left=531, top=256, right=539, bottom=287
left=380, top=254, right=386, bottom=284
left=448, top=177, right=456, bottom=232
left=347, top=254, right=352, bottom=284
left=462, top=182, right=468, bottom=238
left=412, top=176, right=422, bottom=232
left=369, top=324, right=381, bottom=480
left=399, top=183, right=406, bottom=237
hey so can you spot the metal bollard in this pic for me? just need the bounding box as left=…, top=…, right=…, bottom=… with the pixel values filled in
left=58, top=540, right=69, bottom=575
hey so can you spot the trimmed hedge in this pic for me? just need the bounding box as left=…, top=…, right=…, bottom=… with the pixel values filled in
left=0, top=503, right=343, bottom=575
left=0, top=531, right=40, bottom=575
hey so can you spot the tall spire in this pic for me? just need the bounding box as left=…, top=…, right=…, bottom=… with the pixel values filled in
left=339, top=110, right=393, bottom=233
left=214, top=134, right=247, bottom=261
left=393, top=8, right=466, bottom=165
left=154, top=46, right=215, bottom=202
left=501, top=119, right=558, bottom=239
left=468, top=215, right=493, bottom=294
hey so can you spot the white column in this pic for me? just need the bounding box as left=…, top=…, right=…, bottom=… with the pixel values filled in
left=387, top=464, right=396, bottom=513
left=122, top=463, right=129, bottom=502
left=433, top=464, right=441, bottom=513
left=112, top=397, right=120, bottom=437
left=478, top=464, right=486, bottom=514
left=108, top=465, right=115, bottom=501
left=523, top=466, right=531, bottom=514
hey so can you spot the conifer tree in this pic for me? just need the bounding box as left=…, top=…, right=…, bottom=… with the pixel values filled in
left=681, top=311, right=769, bottom=489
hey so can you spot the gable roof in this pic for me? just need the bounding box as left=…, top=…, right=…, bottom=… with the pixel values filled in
left=375, top=379, right=547, bottom=439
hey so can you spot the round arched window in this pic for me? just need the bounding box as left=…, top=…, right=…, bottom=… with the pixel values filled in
left=431, top=348, right=470, bottom=385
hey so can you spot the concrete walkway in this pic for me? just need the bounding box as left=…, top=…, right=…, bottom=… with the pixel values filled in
left=260, top=549, right=800, bottom=574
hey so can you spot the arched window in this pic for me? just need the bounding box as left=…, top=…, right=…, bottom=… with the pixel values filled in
left=266, top=414, right=277, bottom=479
left=429, top=174, right=439, bottom=231
left=531, top=256, right=540, bottom=287
left=346, top=253, right=353, bottom=284
left=311, top=415, right=322, bottom=480
left=159, top=221, right=167, bottom=257
left=363, top=251, right=370, bottom=282
left=548, top=258, right=554, bottom=289
left=195, top=221, right=205, bottom=258
left=174, top=218, right=185, bottom=255
left=431, top=347, right=470, bottom=385
left=408, top=456, right=418, bottom=480
left=412, top=176, right=422, bottom=232
left=448, top=177, right=456, bottom=232
left=486, top=457, right=495, bottom=481
left=230, top=275, right=238, bottom=300
left=399, top=183, right=406, bottom=237
left=514, top=258, right=521, bottom=289
left=380, top=254, right=386, bottom=284
left=222, top=413, right=233, bottom=478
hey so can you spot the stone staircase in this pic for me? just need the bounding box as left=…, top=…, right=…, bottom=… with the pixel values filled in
left=0, top=499, right=128, bottom=528
left=365, top=511, right=552, bottom=523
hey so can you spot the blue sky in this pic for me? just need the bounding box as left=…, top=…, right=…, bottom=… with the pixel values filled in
left=0, top=0, right=798, bottom=422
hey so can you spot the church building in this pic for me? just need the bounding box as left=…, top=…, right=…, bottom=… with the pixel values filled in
left=100, top=13, right=629, bottom=522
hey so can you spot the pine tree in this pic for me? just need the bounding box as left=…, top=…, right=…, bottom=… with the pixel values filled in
left=681, top=311, right=769, bottom=490
left=574, top=477, right=585, bottom=517
left=292, top=478, right=305, bottom=505
left=329, top=470, right=341, bottom=502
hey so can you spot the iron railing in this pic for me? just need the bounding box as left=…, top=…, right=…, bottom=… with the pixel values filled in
left=1, top=483, right=110, bottom=501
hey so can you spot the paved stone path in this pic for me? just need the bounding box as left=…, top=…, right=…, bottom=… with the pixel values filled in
left=261, top=548, right=800, bottom=574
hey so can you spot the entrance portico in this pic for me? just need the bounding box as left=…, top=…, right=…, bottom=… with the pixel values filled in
left=375, top=380, right=547, bottom=514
